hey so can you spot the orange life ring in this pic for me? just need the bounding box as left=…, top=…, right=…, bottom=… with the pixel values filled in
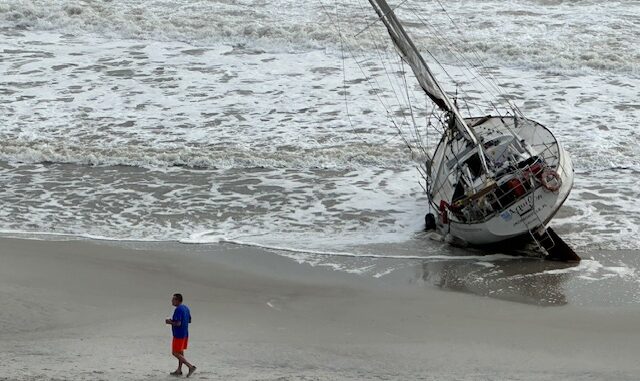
left=541, top=170, right=562, bottom=192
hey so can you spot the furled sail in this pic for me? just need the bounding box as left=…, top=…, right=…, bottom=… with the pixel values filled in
left=366, top=0, right=480, bottom=146
left=367, top=0, right=452, bottom=111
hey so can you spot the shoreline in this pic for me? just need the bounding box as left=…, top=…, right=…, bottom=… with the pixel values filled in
left=2, top=236, right=640, bottom=380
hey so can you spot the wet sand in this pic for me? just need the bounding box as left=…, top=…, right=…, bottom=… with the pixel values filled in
left=1, top=237, right=639, bottom=380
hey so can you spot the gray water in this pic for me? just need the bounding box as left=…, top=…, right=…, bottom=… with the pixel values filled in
left=1, top=0, right=639, bottom=305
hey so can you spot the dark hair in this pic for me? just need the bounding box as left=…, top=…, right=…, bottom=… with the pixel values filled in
left=173, top=293, right=183, bottom=302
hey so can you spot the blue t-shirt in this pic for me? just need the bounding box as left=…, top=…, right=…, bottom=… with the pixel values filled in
left=171, top=304, right=191, bottom=338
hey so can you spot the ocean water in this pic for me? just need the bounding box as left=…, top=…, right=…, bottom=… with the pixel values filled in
left=1, top=0, right=639, bottom=303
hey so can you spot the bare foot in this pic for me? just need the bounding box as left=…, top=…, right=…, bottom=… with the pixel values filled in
left=186, top=365, right=196, bottom=378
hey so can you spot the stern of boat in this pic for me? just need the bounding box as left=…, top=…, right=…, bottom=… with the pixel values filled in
left=431, top=116, right=574, bottom=246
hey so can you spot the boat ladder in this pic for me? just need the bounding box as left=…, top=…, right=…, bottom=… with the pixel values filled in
left=518, top=204, right=555, bottom=254
left=518, top=204, right=580, bottom=261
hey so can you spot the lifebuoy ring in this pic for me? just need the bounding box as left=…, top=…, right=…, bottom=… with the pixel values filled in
left=541, top=170, right=562, bottom=192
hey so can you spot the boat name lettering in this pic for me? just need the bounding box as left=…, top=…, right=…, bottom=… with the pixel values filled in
left=509, top=193, right=549, bottom=228
left=509, top=193, right=544, bottom=216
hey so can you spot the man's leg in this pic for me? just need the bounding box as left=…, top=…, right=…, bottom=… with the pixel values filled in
left=172, top=351, right=196, bottom=376
left=171, top=351, right=184, bottom=374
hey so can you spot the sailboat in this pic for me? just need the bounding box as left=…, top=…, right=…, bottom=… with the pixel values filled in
left=364, top=0, right=579, bottom=261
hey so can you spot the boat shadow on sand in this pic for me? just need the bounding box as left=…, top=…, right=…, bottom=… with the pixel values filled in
left=416, top=243, right=581, bottom=306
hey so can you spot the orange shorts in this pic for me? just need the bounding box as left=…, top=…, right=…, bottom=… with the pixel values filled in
left=172, top=337, right=188, bottom=352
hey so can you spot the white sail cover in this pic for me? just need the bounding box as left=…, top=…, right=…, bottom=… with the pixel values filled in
left=367, top=0, right=451, bottom=112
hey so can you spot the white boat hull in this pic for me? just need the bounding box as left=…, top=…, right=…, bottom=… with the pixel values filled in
left=430, top=116, right=574, bottom=246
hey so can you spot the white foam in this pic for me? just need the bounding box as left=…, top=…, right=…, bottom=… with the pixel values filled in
left=1, top=1, right=639, bottom=272
left=373, top=268, right=396, bottom=278
left=0, top=228, right=160, bottom=242
left=1, top=0, right=637, bottom=73
left=211, top=238, right=517, bottom=262
left=542, top=259, right=603, bottom=276
left=527, top=260, right=639, bottom=283
left=606, top=266, right=637, bottom=279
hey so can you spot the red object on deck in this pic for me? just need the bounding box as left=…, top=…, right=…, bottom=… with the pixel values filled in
left=439, top=200, right=449, bottom=224
left=507, top=178, right=526, bottom=197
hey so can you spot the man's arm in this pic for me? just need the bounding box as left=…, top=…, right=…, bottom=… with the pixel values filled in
left=165, top=318, right=181, bottom=326
left=165, top=311, right=184, bottom=327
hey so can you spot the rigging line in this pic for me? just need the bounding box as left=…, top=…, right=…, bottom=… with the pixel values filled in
left=368, top=40, right=418, bottom=127
left=431, top=0, right=515, bottom=106
left=430, top=1, right=503, bottom=93
left=358, top=24, right=422, bottom=157
left=335, top=0, right=367, bottom=148
left=350, top=0, right=413, bottom=124
left=354, top=0, right=432, bottom=148
left=489, top=99, right=508, bottom=119
left=370, top=6, right=480, bottom=123
left=337, top=0, right=446, bottom=159
left=399, top=57, right=423, bottom=153
left=424, top=105, right=435, bottom=155
left=397, top=58, right=440, bottom=160
left=429, top=105, right=445, bottom=135
left=374, top=3, right=440, bottom=135
left=403, top=74, right=431, bottom=159
left=394, top=43, right=416, bottom=120
left=415, top=157, right=429, bottom=177
left=357, top=0, right=443, bottom=124
left=329, top=1, right=384, bottom=148
left=421, top=111, right=445, bottom=172
left=358, top=0, right=427, bottom=111
left=372, top=2, right=445, bottom=132
left=406, top=8, right=493, bottom=94
left=334, top=20, right=420, bottom=156
left=425, top=51, right=485, bottom=118
left=363, top=52, right=422, bottom=149
left=350, top=10, right=431, bottom=151
left=430, top=135, right=455, bottom=198
left=409, top=89, right=442, bottom=159
left=461, top=99, right=499, bottom=109
left=414, top=106, right=440, bottom=166
left=371, top=3, right=432, bottom=120
left=429, top=0, right=507, bottom=94
left=416, top=174, right=428, bottom=194
left=405, top=11, right=489, bottom=117
left=416, top=170, right=429, bottom=191
left=394, top=53, right=431, bottom=135
left=408, top=9, right=502, bottom=114
left=389, top=116, right=418, bottom=157
left=354, top=0, right=410, bottom=37
left=407, top=5, right=508, bottom=106
left=463, top=97, right=472, bottom=120
left=318, top=0, right=406, bottom=148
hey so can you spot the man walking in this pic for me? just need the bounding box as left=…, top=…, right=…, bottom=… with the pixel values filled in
left=166, top=293, right=196, bottom=377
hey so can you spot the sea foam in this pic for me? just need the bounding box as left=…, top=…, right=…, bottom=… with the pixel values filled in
left=0, top=0, right=637, bottom=73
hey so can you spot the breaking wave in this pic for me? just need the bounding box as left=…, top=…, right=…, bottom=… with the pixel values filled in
left=1, top=0, right=638, bottom=73
left=0, top=140, right=414, bottom=170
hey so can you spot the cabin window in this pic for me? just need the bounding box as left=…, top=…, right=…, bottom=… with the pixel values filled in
left=465, top=153, right=482, bottom=178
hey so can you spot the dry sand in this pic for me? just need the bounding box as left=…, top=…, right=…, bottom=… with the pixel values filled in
left=1, top=237, right=639, bottom=380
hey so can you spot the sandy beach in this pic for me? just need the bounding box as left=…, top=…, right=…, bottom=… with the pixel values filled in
left=1, top=237, right=639, bottom=380
left=1, top=0, right=639, bottom=380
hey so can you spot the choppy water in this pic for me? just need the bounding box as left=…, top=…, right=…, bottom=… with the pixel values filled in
left=1, top=0, right=639, bottom=303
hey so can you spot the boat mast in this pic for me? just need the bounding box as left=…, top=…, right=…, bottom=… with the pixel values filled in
left=367, top=0, right=490, bottom=171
